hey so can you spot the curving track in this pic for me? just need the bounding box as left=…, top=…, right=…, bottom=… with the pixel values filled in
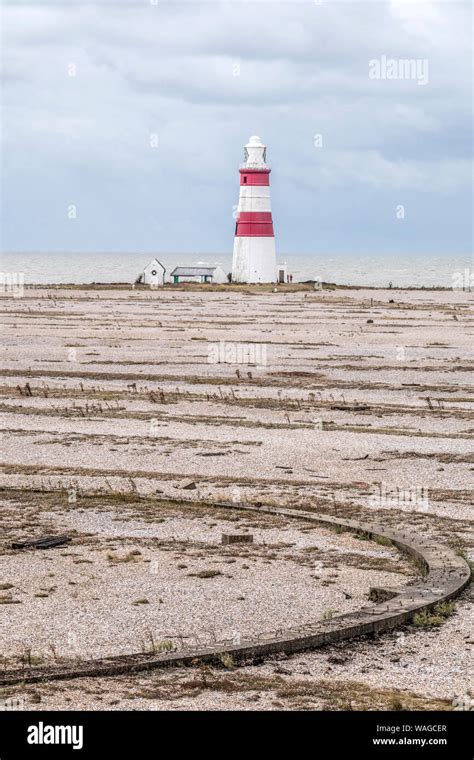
left=0, top=499, right=470, bottom=687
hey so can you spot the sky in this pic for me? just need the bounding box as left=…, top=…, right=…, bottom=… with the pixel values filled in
left=1, top=0, right=472, bottom=257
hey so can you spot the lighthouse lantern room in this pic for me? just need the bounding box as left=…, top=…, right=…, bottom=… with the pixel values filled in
left=231, top=135, right=277, bottom=283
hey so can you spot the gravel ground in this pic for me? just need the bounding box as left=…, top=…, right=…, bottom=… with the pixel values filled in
left=0, top=504, right=411, bottom=662
left=0, top=285, right=472, bottom=709
left=4, top=587, right=471, bottom=712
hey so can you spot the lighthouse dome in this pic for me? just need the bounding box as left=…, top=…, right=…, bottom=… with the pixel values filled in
left=243, top=135, right=267, bottom=167
left=246, top=135, right=264, bottom=147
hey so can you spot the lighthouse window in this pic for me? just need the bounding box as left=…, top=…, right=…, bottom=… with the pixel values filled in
left=243, top=176, right=247, bottom=184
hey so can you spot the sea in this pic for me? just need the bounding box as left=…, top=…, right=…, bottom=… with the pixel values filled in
left=1, top=252, right=472, bottom=289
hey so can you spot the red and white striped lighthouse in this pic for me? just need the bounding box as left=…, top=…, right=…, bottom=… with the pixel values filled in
left=232, top=135, right=276, bottom=283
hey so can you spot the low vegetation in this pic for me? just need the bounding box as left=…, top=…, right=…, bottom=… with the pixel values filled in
left=413, top=601, right=456, bottom=627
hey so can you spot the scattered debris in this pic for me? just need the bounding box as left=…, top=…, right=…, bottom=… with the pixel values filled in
left=221, top=534, right=254, bottom=545
left=188, top=569, right=223, bottom=579
left=328, top=655, right=349, bottom=665
left=11, top=536, right=72, bottom=550
left=368, top=587, right=399, bottom=603
left=178, top=480, right=197, bottom=490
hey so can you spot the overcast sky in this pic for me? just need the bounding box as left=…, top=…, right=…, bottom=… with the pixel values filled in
left=1, top=0, right=472, bottom=257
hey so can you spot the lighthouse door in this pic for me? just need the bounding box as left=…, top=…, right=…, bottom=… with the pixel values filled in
left=278, top=269, right=285, bottom=284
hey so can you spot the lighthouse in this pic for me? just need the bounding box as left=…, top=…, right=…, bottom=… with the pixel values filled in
left=232, top=135, right=277, bottom=283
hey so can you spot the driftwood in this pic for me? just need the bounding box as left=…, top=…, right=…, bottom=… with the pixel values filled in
left=11, top=535, right=72, bottom=550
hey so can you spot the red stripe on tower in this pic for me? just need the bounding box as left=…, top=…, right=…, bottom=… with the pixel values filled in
left=235, top=220, right=274, bottom=237
left=239, top=169, right=270, bottom=186
left=237, top=212, right=273, bottom=222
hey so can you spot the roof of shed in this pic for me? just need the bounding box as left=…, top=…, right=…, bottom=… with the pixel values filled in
left=144, top=258, right=166, bottom=271
left=170, top=266, right=217, bottom=276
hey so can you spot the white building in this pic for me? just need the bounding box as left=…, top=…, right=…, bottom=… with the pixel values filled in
left=141, top=258, right=166, bottom=287
left=170, top=265, right=228, bottom=284
left=231, top=135, right=277, bottom=284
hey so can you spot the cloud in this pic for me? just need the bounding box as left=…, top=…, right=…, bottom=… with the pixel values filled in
left=1, top=0, right=472, bottom=254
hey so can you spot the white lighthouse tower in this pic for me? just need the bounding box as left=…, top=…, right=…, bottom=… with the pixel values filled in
left=232, top=135, right=276, bottom=283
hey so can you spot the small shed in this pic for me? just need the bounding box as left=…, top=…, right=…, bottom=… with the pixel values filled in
left=170, top=265, right=228, bottom=285
left=142, top=258, right=166, bottom=287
